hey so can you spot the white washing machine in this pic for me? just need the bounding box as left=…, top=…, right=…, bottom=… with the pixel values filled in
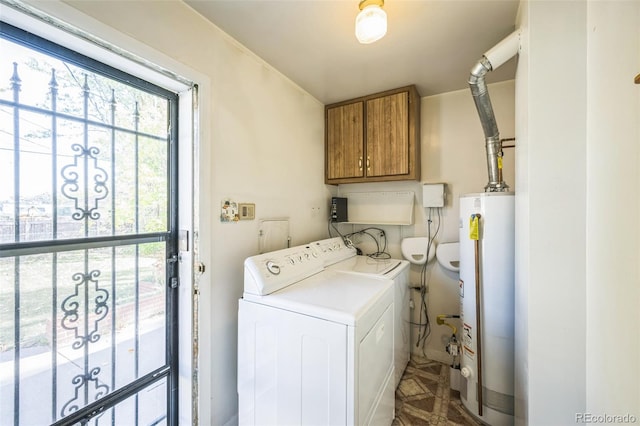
left=238, top=241, right=396, bottom=426
left=312, top=237, right=411, bottom=388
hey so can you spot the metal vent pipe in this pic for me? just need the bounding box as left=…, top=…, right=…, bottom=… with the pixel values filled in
left=469, top=30, right=520, bottom=192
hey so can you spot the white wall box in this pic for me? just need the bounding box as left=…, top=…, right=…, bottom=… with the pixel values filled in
left=342, top=191, right=414, bottom=225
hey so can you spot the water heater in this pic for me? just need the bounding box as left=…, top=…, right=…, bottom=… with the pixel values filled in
left=459, top=192, right=514, bottom=425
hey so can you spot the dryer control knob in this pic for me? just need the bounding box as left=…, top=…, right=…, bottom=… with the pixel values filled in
left=266, top=260, right=281, bottom=275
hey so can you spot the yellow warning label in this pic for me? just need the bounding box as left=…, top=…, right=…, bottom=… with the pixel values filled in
left=469, top=215, right=479, bottom=241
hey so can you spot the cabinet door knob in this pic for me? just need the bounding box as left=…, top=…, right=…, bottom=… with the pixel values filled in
left=366, top=156, right=370, bottom=171
left=358, top=157, right=363, bottom=170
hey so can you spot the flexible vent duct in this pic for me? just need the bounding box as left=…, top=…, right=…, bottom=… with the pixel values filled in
left=468, top=30, right=520, bottom=192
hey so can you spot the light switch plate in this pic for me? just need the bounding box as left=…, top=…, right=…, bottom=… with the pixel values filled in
left=238, top=203, right=255, bottom=220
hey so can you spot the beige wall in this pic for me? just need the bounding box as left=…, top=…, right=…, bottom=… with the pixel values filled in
left=27, top=1, right=334, bottom=425
left=6, top=1, right=511, bottom=423
left=11, top=1, right=639, bottom=425
left=419, top=80, right=515, bottom=362
left=516, top=0, right=640, bottom=424
left=338, top=80, right=515, bottom=363
left=585, top=1, right=640, bottom=417
left=516, top=1, right=589, bottom=422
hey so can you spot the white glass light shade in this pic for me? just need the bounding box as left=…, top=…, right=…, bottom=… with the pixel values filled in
left=355, top=4, right=387, bottom=44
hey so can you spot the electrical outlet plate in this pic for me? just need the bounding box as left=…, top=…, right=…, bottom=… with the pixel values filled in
left=238, top=203, right=255, bottom=220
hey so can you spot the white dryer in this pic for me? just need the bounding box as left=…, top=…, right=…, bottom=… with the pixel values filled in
left=238, top=242, right=396, bottom=426
left=313, top=237, right=411, bottom=388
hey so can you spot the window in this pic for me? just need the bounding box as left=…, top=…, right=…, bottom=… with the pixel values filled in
left=0, top=21, right=179, bottom=426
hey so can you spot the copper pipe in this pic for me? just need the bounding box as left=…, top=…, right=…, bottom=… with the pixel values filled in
left=474, top=216, right=484, bottom=416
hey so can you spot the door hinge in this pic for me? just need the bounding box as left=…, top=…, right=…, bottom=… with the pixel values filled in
left=170, top=277, right=179, bottom=288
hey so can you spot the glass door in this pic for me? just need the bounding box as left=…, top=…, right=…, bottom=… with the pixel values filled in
left=0, top=22, right=179, bottom=426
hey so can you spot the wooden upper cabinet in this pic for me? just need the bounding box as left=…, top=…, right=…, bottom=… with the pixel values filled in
left=325, top=85, right=420, bottom=184
left=326, top=101, right=364, bottom=180
left=366, top=91, right=409, bottom=177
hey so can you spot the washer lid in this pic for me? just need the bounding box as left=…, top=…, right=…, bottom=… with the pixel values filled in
left=242, top=269, right=393, bottom=326
left=328, top=255, right=407, bottom=277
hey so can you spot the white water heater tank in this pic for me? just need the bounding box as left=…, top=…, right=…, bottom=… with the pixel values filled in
left=459, top=192, right=515, bottom=425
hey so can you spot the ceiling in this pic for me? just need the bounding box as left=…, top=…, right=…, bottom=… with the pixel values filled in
left=184, top=0, right=519, bottom=104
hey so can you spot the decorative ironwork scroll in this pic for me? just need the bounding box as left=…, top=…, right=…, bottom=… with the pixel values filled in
left=60, top=144, right=109, bottom=221
left=60, top=270, right=109, bottom=350
left=60, top=367, right=110, bottom=417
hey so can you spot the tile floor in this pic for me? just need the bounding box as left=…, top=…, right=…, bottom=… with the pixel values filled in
left=392, top=356, right=483, bottom=426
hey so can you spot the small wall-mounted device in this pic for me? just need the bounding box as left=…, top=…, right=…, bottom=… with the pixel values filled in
left=330, top=197, right=348, bottom=222
left=423, top=183, right=445, bottom=208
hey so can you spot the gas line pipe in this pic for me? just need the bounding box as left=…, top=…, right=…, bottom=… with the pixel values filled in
left=470, top=213, right=483, bottom=416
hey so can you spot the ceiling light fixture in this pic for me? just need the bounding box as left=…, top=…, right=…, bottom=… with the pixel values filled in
left=355, top=0, right=387, bottom=44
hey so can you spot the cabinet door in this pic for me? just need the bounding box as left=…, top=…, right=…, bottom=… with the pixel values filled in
left=326, top=102, right=364, bottom=180
left=366, top=91, right=409, bottom=177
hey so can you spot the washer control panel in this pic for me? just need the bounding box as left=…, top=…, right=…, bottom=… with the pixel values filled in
left=244, top=244, right=323, bottom=296
left=309, top=237, right=357, bottom=267
left=243, top=237, right=357, bottom=296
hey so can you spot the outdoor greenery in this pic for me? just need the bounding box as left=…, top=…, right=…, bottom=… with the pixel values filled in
left=0, top=26, right=177, bottom=426
left=0, top=243, right=165, bottom=352
left=0, top=37, right=170, bottom=241
left=0, top=39, right=172, bottom=352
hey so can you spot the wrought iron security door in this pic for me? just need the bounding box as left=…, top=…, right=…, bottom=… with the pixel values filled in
left=0, top=22, right=179, bottom=426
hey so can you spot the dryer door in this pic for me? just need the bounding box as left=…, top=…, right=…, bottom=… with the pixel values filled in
left=358, top=304, right=395, bottom=425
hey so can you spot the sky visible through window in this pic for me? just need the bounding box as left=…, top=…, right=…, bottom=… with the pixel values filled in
left=0, top=36, right=170, bottom=242
left=1, top=31, right=177, bottom=425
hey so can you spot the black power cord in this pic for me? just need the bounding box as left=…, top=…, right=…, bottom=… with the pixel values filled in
left=329, top=219, right=390, bottom=259
left=414, top=207, right=442, bottom=354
